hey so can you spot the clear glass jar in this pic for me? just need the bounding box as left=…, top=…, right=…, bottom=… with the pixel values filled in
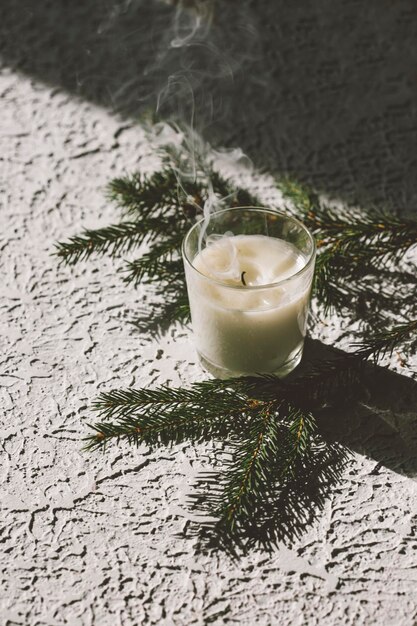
left=182, top=207, right=316, bottom=378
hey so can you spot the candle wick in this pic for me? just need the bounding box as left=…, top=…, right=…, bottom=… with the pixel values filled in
left=241, top=271, right=247, bottom=286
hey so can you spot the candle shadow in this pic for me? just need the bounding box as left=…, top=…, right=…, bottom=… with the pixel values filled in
left=185, top=339, right=417, bottom=554
left=303, top=339, right=417, bottom=480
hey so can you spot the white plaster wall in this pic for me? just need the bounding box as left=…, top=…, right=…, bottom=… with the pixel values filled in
left=1, top=2, right=417, bottom=624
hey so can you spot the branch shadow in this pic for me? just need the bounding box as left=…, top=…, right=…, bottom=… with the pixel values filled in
left=1, top=0, right=417, bottom=209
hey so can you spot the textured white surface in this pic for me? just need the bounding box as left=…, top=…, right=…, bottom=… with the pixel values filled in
left=1, top=2, right=417, bottom=625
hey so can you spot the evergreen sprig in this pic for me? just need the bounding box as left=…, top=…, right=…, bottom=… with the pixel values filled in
left=84, top=358, right=358, bottom=547
left=355, top=319, right=417, bottom=361
left=279, top=179, right=417, bottom=321
left=123, top=240, right=183, bottom=285
left=215, top=404, right=315, bottom=529
left=189, top=410, right=348, bottom=551
left=305, top=204, right=417, bottom=263
left=86, top=384, right=247, bottom=451
left=279, top=178, right=417, bottom=261
left=54, top=218, right=180, bottom=265
left=311, top=208, right=417, bottom=316
left=85, top=356, right=365, bottom=452
left=108, top=169, right=180, bottom=218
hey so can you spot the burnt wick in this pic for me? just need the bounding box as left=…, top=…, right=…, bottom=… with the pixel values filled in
left=241, top=271, right=247, bottom=286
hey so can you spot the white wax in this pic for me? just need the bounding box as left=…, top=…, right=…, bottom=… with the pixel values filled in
left=185, top=235, right=313, bottom=376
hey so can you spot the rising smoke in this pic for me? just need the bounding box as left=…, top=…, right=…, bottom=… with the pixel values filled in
left=150, top=0, right=259, bottom=259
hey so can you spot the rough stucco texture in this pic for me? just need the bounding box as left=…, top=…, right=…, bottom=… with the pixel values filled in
left=1, top=2, right=417, bottom=625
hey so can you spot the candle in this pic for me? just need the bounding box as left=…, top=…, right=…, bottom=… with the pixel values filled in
left=182, top=208, right=316, bottom=378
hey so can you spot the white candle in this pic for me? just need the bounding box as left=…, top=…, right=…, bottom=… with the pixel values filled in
left=184, top=232, right=314, bottom=377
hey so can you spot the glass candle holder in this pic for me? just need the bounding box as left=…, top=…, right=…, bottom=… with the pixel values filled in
left=182, top=207, right=316, bottom=379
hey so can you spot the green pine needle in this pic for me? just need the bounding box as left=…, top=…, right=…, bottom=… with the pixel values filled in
left=123, top=239, right=183, bottom=285
left=85, top=381, right=249, bottom=452
left=355, top=319, right=417, bottom=361
left=54, top=218, right=179, bottom=265
left=108, top=169, right=180, bottom=218
left=217, top=404, right=316, bottom=529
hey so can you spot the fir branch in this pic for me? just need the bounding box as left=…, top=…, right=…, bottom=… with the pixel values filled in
left=279, top=179, right=417, bottom=326
left=85, top=372, right=341, bottom=544
left=355, top=319, right=417, bottom=361
left=108, top=169, right=180, bottom=218
left=84, top=367, right=337, bottom=453
left=122, top=239, right=183, bottom=285
left=307, top=205, right=417, bottom=277
left=278, top=179, right=417, bottom=260
left=85, top=382, right=249, bottom=451
left=124, top=256, right=184, bottom=286
left=216, top=403, right=316, bottom=530
left=54, top=218, right=180, bottom=265
left=54, top=162, right=260, bottom=272
left=188, top=405, right=348, bottom=551
left=85, top=405, right=235, bottom=451
left=83, top=340, right=371, bottom=548
left=220, top=402, right=281, bottom=528
left=222, top=354, right=366, bottom=410
left=313, top=253, right=415, bottom=318
left=278, top=178, right=319, bottom=214
left=157, top=140, right=261, bottom=208
left=306, top=204, right=417, bottom=254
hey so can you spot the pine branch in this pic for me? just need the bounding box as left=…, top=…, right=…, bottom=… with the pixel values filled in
left=306, top=204, right=417, bottom=259
left=157, top=140, right=261, bottom=208
left=85, top=371, right=345, bottom=546
left=84, top=356, right=362, bottom=455
left=83, top=350, right=365, bottom=546
left=279, top=179, right=417, bottom=326
left=220, top=402, right=282, bottom=528
left=85, top=381, right=249, bottom=451
left=54, top=159, right=260, bottom=271
left=54, top=218, right=180, bottom=265
left=223, top=354, right=366, bottom=410
left=313, top=252, right=416, bottom=317
left=188, top=404, right=348, bottom=551
left=308, top=207, right=417, bottom=303
left=215, top=404, right=316, bottom=530
left=108, top=169, right=180, bottom=218
left=85, top=405, right=236, bottom=451
left=123, top=239, right=183, bottom=285
left=355, top=319, right=417, bottom=361
left=86, top=351, right=364, bottom=434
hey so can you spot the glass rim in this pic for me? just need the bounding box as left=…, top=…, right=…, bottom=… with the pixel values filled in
left=182, top=206, right=317, bottom=291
